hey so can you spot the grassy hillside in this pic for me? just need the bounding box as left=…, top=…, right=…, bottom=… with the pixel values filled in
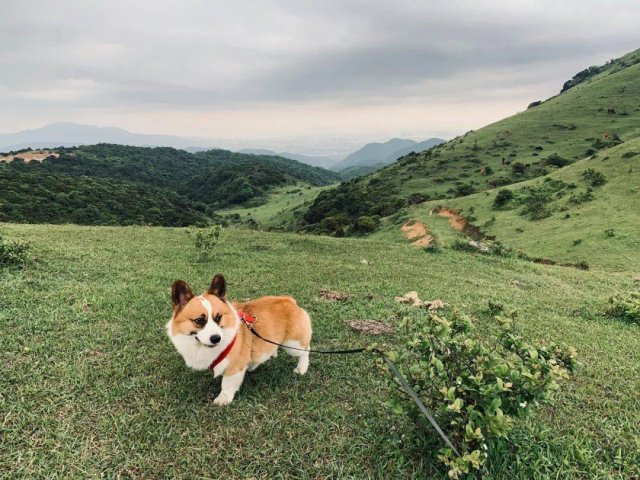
left=217, top=183, right=335, bottom=230
left=2, top=223, right=639, bottom=478
left=0, top=144, right=340, bottom=227
left=390, top=137, right=640, bottom=273
left=303, top=48, right=640, bottom=235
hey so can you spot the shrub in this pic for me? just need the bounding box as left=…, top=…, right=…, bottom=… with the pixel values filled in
left=511, top=162, right=527, bottom=175
left=568, top=189, right=595, bottom=204
left=493, top=189, right=514, bottom=209
left=544, top=153, right=572, bottom=168
left=606, top=292, right=640, bottom=324
left=353, top=215, right=380, bottom=234
left=455, top=183, right=476, bottom=196
left=581, top=168, right=606, bottom=187
left=379, top=311, right=576, bottom=479
left=190, top=225, right=222, bottom=260
left=527, top=100, right=542, bottom=108
left=520, top=190, right=552, bottom=220
left=0, top=233, right=30, bottom=269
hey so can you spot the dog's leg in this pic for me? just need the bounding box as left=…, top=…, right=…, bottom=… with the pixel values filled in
left=283, top=341, right=310, bottom=375
left=213, top=368, right=246, bottom=405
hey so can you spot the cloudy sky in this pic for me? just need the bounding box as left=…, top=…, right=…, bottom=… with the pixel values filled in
left=1, top=0, right=639, bottom=153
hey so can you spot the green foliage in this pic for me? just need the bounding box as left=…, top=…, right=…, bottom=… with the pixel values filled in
left=493, top=189, right=514, bottom=209
left=0, top=144, right=340, bottom=227
left=380, top=311, right=576, bottom=478
left=606, top=292, right=640, bottom=324
left=0, top=233, right=29, bottom=268
left=544, top=153, right=573, bottom=168
left=605, top=228, right=615, bottom=237
left=353, top=215, right=380, bottom=234
left=190, top=225, right=222, bottom=260
left=581, top=168, right=607, bottom=187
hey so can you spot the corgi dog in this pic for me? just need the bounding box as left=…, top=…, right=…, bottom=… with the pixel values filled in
left=166, top=273, right=312, bottom=405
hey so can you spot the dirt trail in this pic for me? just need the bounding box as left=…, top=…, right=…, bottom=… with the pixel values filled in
left=401, top=220, right=433, bottom=246
left=0, top=150, right=59, bottom=163
left=436, top=208, right=467, bottom=231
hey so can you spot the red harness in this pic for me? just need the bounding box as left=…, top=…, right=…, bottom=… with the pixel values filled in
left=208, top=310, right=256, bottom=371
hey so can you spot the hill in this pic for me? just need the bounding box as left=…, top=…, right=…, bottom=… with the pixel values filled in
left=303, top=48, right=640, bottom=235
left=388, top=137, right=640, bottom=273
left=331, top=137, right=417, bottom=171
left=0, top=144, right=340, bottom=226
left=237, top=148, right=340, bottom=169
left=2, top=223, right=638, bottom=478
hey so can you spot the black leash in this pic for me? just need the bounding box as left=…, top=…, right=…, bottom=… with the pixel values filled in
left=242, top=320, right=460, bottom=457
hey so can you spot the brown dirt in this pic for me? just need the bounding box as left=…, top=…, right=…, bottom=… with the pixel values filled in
left=401, top=220, right=433, bottom=246
left=319, top=289, right=353, bottom=302
left=436, top=208, right=467, bottom=231
left=0, top=150, right=59, bottom=163
left=345, top=320, right=394, bottom=335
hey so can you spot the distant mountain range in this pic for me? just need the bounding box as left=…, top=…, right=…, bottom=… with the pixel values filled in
left=0, top=122, right=445, bottom=177
left=0, top=122, right=215, bottom=152
left=331, top=137, right=445, bottom=171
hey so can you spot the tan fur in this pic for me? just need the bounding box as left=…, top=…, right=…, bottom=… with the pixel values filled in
left=170, top=291, right=311, bottom=377
left=225, top=296, right=311, bottom=375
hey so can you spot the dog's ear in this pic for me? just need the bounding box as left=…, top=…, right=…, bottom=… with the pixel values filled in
left=172, top=280, right=194, bottom=309
left=208, top=273, right=226, bottom=299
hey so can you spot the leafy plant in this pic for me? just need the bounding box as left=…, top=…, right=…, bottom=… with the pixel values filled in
left=190, top=225, right=222, bottom=260
left=581, top=168, right=607, bottom=187
left=606, top=292, right=640, bottom=324
left=0, top=233, right=30, bottom=269
left=493, top=189, right=514, bottom=209
left=379, top=311, right=576, bottom=478
left=605, top=228, right=616, bottom=237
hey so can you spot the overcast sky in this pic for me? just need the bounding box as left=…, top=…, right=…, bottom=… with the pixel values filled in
left=1, top=0, right=639, bottom=153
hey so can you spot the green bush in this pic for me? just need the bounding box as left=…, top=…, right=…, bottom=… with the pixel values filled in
left=353, top=215, right=380, bottom=234
left=606, top=292, right=640, bottom=324
left=379, top=311, right=576, bottom=478
left=493, top=189, right=514, bottom=209
left=190, top=225, right=222, bottom=260
left=0, top=233, right=30, bottom=269
left=581, top=168, right=607, bottom=187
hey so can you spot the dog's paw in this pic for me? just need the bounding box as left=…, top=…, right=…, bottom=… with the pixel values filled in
left=213, top=393, right=233, bottom=406
left=293, top=366, right=308, bottom=375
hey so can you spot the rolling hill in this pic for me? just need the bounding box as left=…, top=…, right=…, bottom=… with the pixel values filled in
left=388, top=137, right=640, bottom=272
left=302, top=48, right=640, bottom=236
left=0, top=144, right=340, bottom=226
left=237, top=148, right=340, bottom=169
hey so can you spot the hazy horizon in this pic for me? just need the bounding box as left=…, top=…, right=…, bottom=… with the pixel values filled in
left=2, top=0, right=639, bottom=153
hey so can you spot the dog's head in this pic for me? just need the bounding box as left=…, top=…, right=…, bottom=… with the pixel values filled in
left=168, top=274, right=237, bottom=347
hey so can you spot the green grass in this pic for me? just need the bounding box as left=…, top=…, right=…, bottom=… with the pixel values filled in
left=392, top=137, right=640, bottom=273
left=216, top=183, right=335, bottom=230
left=2, top=223, right=639, bottom=478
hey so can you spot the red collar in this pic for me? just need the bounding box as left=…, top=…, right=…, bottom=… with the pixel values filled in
left=208, top=310, right=254, bottom=371
left=208, top=335, right=237, bottom=371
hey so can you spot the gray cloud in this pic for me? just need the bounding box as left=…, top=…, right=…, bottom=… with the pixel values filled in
left=1, top=0, right=639, bottom=146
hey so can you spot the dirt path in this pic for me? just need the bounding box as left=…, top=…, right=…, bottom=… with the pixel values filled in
left=436, top=208, right=467, bottom=231
left=401, top=220, right=433, bottom=246
left=0, top=150, right=59, bottom=163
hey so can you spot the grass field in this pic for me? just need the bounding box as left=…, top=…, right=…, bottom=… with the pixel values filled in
left=2, top=223, right=639, bottom=478
left=217, top=183, right=335, bottom=230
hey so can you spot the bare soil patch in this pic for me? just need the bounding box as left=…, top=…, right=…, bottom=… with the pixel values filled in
left=401, top=220, right=433, bottom=246
left=319, top=289, right=353, bottom=302
left=436, top=208, right=467, bottom=231
left=346, top=320, right=394, bottom=335
left=0, top=150, right=59, bottom=163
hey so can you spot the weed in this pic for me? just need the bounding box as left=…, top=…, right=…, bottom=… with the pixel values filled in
left=606, top=292, right=640, bottom=324
left=0, top=233, right=30, bottom=269
left=190, top=225, right=222, bottom=260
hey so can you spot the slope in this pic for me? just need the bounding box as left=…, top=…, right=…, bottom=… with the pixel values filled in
left=303, top=48, right=640, bottom=235
left=392, top=137, right=640, bottom=273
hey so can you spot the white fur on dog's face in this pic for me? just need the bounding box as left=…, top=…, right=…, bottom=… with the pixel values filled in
left=194, top=296, right=224, bottom=347
left=167, top=282, right=239, bottom=371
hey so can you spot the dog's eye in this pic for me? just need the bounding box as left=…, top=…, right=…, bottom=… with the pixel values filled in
left=213, top=314, right=222, bottom=324
left=193, top=316, right=206, bottom=327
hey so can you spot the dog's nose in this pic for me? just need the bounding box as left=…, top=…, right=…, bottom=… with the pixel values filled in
left=210, top=334, right=221, bottom=345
